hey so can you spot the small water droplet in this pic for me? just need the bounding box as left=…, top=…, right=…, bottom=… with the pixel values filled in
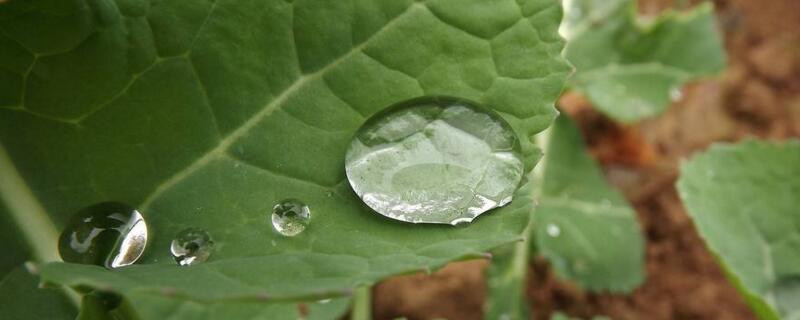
left=546, top=223, right=561, bottom=237
left=58, top=202, right=148, bottom=269
left=317, top=299, right=331, bottom=304
left=170, top=228, right=214, bottom=266
left=345, top=96, right=524, bottom=225
left=271, top=199, right=311, bottom=236
left=670, top=87, right=683, bottom=102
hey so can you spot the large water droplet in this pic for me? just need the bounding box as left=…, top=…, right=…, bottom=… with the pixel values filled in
left=271, top=199, right=311, bottom=236
left=345, top=96, right=525, bottom=225
left=58, top=202, right=148, bottom=269
left=170, top=228, right=214, bottom=266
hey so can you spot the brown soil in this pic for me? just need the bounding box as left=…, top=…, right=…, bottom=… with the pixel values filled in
left=372, top=0, right=800, bottom=319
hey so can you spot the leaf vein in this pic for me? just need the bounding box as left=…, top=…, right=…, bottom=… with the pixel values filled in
left=138, top=3, right=418, bottom=210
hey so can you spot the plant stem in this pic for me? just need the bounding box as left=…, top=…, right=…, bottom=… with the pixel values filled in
left=483, top=127, right=553, bottom=319
left=0, top=144, right=60, bottom=263
left=0, top=144, right=82, bottom=307
left=513, top=127, right=552, bottom=279
left=351, top=285, right=371, bottom=320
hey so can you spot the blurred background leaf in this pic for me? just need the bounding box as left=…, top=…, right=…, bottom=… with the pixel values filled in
left=533, top=115, right=644, bottom=292
left=678, top=140, right=800, bottom=320
left=563, top=0, right=726, bottom=122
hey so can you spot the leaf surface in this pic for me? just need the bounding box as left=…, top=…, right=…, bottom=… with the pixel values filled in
left=0, top=266, right=77, bottom=320
left=563, top=0, right=725, bottom=122
left=678, top=140, right=800, bottom=320
left=0, top=0, right=569, bottom=315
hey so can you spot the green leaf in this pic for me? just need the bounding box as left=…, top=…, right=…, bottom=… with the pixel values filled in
left=125, top=292, right=299, bottom=320
left=0, top=266, right=77, bottom=320
left=677, top=140, right=800, bottom=320
left=533, top=115, right=644, bottom=292
left=563, top=0, right=725, bottom=122
left=0, top=0, right=569, bottom=316
left=75, top=290, right=351, bottom=320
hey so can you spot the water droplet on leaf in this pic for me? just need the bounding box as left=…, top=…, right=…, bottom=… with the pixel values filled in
left=271, top=199, right=311, bottom=236
left=345, top=96, right=525, bottom=225
left=546, top=223, right=561, bottom=237
left=58, top=202, right=148, bottom=269
left=670, top=87, right=683, bottom=102
left=170, top=228, right=214, bottom=266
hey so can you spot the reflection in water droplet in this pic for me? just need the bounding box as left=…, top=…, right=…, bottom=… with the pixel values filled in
left=271, top=199, right=311, bottom=236
left=58, top=202, right=148, bottom=269
left=546, top=223, right=561, bottom=237
left=170, top=228, right=214, bottom=266
left=345, top=96, right=525, bottom=225
left=317, top=299, right=331, bottom=304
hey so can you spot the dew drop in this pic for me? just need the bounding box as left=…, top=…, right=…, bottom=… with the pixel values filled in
left=170, top=228, right=214, bottom=266
left=546, top=223, right=561, bottom=237
left=669, top=87, right=684, bottom=102
left=345, top=96, right=525, bottom=225
left=271, top=199, right=311, bottom=236
left=58, top=202, right=148, bottom=269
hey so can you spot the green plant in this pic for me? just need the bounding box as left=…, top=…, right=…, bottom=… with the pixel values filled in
left=484, top=0, right=725, bottom=318
left=5, top=0, right=792, bottom=320
left=562, top=0, right=725, bottom=122
left=678, top=140, right=800, bottom=320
